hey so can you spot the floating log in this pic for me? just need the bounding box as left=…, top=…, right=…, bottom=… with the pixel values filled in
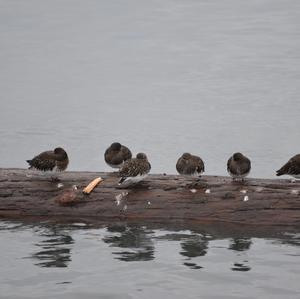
left=0, top=168, right=299, bottom=227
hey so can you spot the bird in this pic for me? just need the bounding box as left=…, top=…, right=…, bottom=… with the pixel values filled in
left=118, top=153, right=151, bottom=186
left=104, top=142, right=132, bottom=169
left=276, top=154, right=300, bottom=181
left=26, top=147, right=69, bottom=181
left=176, top=153, right=205, bottom=177
left=227, top=152, right=251, bottom=181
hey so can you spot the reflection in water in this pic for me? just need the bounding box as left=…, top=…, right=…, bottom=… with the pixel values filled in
left=180, top=234, right=209, bottom=270
left=274, top=233, right=300, bottom=248
left=10, top=221, right=298, bottom=275
left=0, top=221, right=300, bottom=298
left=229, top=238, right=252, bottom=272
left=180, top=235, right=209, bottom=257
left=31, top=226, right=74, bottom=268
left=229, top=238, right=252, bottom=252
left=103, top=225, right=155, bottom=262
left=231, top=262, right=251, bottom=272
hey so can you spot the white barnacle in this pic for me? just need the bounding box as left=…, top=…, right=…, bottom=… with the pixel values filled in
left=57, top=183, right=64, bottom=188
left=115, top=194, right=123, bottom=205
left=115, top=191, right=129, bottom=206
left=240, top=189, right=247, bottom=194
left=291, top=189, right=299, bottom=195
left=148, top=201, right=151, bottom=205
left=190, top=189, right=197, bottom=193
left=205, top=189, right=211, bottom=194
left=123, top=204, right=128, bottom=211
left=243, top=195, right=249, bottom=202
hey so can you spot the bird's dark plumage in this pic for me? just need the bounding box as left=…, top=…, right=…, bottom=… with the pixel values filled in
left=227, top=152, right=251, bottom=179
left=104, top=142, right=132, bottom=169
left=276, top=154, right=300, bottom=178
left=119, top=153, right=151, bottom=184
left=176, top=153, right=205, bottom=176
left=26, top=147, right=69, bottom=172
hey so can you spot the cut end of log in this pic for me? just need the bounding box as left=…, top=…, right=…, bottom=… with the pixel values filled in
left=83, top=177, right=103, bottom=194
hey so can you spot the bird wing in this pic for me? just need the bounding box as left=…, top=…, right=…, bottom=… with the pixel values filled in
left=119, top=159, right=150, bottom=178
left=277, top=156, right=300, bottom=175
left=193, top=156, right=205, bottom=173
left=121, top=146, right=132, bottom=161
left=27, top=151, right=57, bottom=171
left=105, top=146, right=132, bottom=165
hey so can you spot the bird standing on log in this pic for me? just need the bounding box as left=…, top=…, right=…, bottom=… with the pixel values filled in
left=176, top=153, right=205, bottom=177
left=26, top=147, right=69, bottom=181
left=104, top=142, right=132, bottom=169
left=276, top=154, right=300, bottom=181
left=118, top=153, right=151, bottom=186
left=227, top=152, right=251, bottom=181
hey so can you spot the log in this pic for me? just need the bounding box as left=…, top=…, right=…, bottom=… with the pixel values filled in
left=0, top=168, right=299, bottom=227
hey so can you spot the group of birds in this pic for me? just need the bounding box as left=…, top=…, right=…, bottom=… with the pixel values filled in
left=26, top=142, right=300, bottom=186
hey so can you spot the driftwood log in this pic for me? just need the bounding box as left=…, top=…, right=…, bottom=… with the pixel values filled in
left=0, top=168, right=299, bottom=227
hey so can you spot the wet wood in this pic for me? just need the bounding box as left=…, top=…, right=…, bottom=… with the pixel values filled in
left=0, top=168, right=299, bottom=226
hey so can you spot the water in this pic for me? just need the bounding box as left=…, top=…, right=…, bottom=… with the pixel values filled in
left=0, top=0, right=300, bottom=178
left=0, top=221, right=299, bottom=299
left=0, top=0, right=300, bottom=297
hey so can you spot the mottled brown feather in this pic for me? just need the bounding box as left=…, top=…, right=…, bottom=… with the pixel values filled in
left=176, top=154, right=205, bottom=176
left=104, top=144, right=132, bottom=167
left=27, top=148, right=69, bottom=172
left=227, top=153, right=251, bottom=177
left=276, top=154, right=300, bottom=176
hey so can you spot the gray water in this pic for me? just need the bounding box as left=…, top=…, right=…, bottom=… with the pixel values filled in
left=1, top=0, right=300, bottom=298
left=1, top=0, right=300, bottom=177
left=0, top=221, right=300, bottom=299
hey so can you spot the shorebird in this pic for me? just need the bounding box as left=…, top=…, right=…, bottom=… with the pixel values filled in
left=276, top=154, right=300, bottom=182
left=26, top=147, right=69, bottom=181
left=176, top=153, right=205, bottom=177
left=118, top=153, right=151, bottom=186
left=104, top=142, right=132, bottom=169
left=227, top=152, right=251, bottom=181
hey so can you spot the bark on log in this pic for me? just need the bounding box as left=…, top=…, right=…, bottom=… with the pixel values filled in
left=0, top=168, right=299, bottom=226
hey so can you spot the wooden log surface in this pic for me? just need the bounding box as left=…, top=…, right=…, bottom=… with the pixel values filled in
left=0, top=168, right=299, bottom=227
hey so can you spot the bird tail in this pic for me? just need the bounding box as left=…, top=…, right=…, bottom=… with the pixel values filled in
left=276, top=168, right=284, bottom=176
left=26, top=160, right=33, bottom=169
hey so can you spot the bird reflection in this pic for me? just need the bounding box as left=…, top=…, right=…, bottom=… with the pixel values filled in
left=229, top=238, right=252, bottom=272
left=31, top=226, right=74, bottom=268
left=273, top=233, right=300, bottom=248
left=229, top=238, right=252, bottom=251
left=231, top=262, right=251, bottom=272
left=103, top=225, right=155, bottom=261
left=180, top=234, right=209, bottom=269
left=180, top=235, right=209, bottom=257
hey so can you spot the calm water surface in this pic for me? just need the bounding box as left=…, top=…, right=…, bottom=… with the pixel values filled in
left=0, top=0, right=300, bottom=177
left=1, top=1, right=300, bottom=298
left=0, top=221, right=300, bottom=299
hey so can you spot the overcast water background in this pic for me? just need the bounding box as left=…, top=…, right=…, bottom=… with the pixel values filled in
left=0, top=0, right=300, bottom=298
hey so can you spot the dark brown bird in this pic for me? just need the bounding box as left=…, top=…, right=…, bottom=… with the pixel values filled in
left=227, top=152, right=251, bottom=181
left=104, top=142, right=132, bottom=169
left=26, top=147, right=69, bottom=180
left=119, top=153, right=151, bottom=185
left=176, top=153, right=205, bottom=176
left=276, top=154, right=300, bottom=180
